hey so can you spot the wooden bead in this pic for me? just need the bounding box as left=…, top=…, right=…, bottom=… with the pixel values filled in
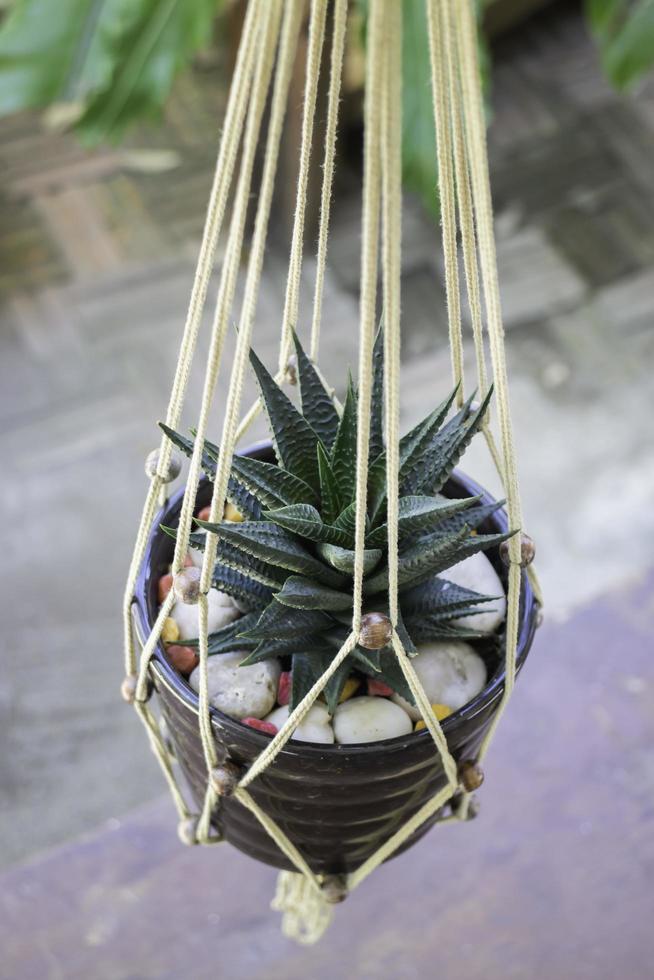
left=321, top=874, right=348, bottom=904
left=500, top=533, right=536, bottom=568
left=177, top=816, right=199, bottom=846
left=358, top=612, right=393, bottom=650
left=173, top=566, right=201, bottom=604
left=145, top=448, right=182, bottom=483
left=120, top=675, right=138, bottom=703
left=209, top=761, right=242, bottom=797
left=458, top=759, right=484, bottom=792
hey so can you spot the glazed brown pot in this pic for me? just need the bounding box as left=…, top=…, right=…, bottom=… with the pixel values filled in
left=134, top=441, right=539, bottom=875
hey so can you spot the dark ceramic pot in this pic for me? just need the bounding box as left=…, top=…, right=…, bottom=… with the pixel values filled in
left=134, top=441, right=539, bottom=875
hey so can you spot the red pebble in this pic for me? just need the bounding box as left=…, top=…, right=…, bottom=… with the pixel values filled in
left=367, top=678, right=394, bottom=697
left=242, top=717, right=277, bottom=735
left=277, top=671, right=291, bottom=706
left=158, top=573, right=174, bottom=603
left=183, top=554, right=194, bottom=567
left=166, top=645, right=199, bottom=675
left=197, top=505, right=212, bottom=522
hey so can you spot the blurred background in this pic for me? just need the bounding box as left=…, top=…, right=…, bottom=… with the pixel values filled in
left=1, top=0, right=653, bottom=977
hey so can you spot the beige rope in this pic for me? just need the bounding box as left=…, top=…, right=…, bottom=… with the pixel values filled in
left=278, top=0, right=328, bottom=371
left=426, top=0, right=464, bottom=404
left=122, top=0, right=262, bottom=676
left=310, top=0, right=348, bottom=361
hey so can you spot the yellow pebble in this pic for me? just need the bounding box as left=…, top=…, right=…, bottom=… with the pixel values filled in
left=338, top=677, right=361, bottom=703
left=224, top=502, right=244, bottom=522
left=161, top=617, right=180, bottom=644
left=414, top=703, right=453, bottom=731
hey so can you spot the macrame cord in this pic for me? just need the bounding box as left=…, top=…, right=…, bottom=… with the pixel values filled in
left=123, top=0, right=543, bottom=946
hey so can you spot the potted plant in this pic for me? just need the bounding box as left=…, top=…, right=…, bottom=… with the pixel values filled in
left=134, top=332, right=538, bottom=874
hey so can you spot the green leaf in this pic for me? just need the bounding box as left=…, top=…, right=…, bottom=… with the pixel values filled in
left=366, top=493, right=481, bottom=547
left=400, top=389, right=492, bottom=496
left=76, top=0, right=217, bottom=143
left=186, top=529, right=286, bottom=590
left=249, top=348, right=322, bottom=493
left=292, top=331, right=340, bottom=451
left=317, top=441, right=344, bottom=524
left=330, top=377, right=358, bottom=503
left=367, top=451, right=388, bottom=523
left=586, top=0, right=654, bottom=89
left=322, top=655, right=354, bottom=715
left=238, top=635, right=335, bottom=667
left=402, top=619, right=488, bottom=643
left=184, top=612, right=260, bottom=654
left=201, top=520, right=345, bottom=588
left=0, top=0, right=124, bottom=114
left=233, top=454, right=319, bottom=510
left=365, top=524, right=471, bottom=594
left=159, top=423, right=261, bottom=518
left=317, top=542, right=382, bottom=576
left=211, top=564, right=274, bottom=611
left=399, top=387, right=459, bottom=470
left=332, top=501, right=358, bottom=541
left=240, top=600, right=333, bottom=643
left=289, top=653, right=325, bottom=712
left=354, top=648, right=416, bottom=706
left=401, top=576, right=496, bottom=619
left=264, top=504, right=351, bottom=547
left=368, top=323, right=385, bottom=460
left=274, top=576, right=353, bottom=611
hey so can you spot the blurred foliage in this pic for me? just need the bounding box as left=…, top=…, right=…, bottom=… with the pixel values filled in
left=0, top=0, right=652, bottom=206
left=585, top=0, right=654, bottom=89
left=0, top=0, right=219, bottom=142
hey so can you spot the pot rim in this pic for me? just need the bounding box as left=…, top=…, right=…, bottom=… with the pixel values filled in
left=133, top=439, right=538, bottom=757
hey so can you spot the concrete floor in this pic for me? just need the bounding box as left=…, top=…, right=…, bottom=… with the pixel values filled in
left=1, top=0, right=653, bottom=884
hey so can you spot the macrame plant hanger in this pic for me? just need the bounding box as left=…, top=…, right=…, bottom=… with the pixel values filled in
left=123, top=0, right=543, bottom=946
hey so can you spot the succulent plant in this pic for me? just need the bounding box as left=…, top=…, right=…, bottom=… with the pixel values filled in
left=161, top=331, right=513, bottom=715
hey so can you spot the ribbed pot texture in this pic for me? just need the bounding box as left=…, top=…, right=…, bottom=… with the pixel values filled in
left=134, top=441, right=539, bottom=875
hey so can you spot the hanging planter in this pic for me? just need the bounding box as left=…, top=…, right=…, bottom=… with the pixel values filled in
left=122, top=0, right=544, bottom=944
left=132, top=336, right=539, bottom=874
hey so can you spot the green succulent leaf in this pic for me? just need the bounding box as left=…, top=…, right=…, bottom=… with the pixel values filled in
left=249, top=348, right=322, bottom=494
left=317, top=441, right=345, bottom=524
left=401, top=388, right=493, bottom=496
left=332, top=501, right=358, bottom=542
left=366, top=493, right=482, bottom=547
left=239, top=599, right=333, bottom=643
left=274, top=575, right=353, bottom=611
left=292, top=331, right=340, bottom=451
left=368, top=324, right=386, bottom=461
left=264, top=503, right=351, bottom=547
left=183, top=612, right=260, bottom=654
left=202, top=520, right=345, bottom=587
left=403, top=619, right=488, bottom=643
left=238, top=635, right=336, bottom=667
left=401, top=575, right=497, bottom=618
left=329, top=377, right=358, bottom=503
left=159, top=423, right=260, bottom=518
left=232, top=454, right=319, bottom=509
left=211, top=564, right=274, bottom=611
left=317, top=542, right=382, bottom=576
left=354, top=648, right=416, bottom=706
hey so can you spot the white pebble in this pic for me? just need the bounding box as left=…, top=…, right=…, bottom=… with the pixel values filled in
left=392, top=640, right=487, bottom=721
left=265, top=704, right=334, bottom=744
left=189, top=652, right=279, bottom=720
left=171, top=587, right=240, bottom=641
left=442, top=551, right=506, bottom=632
left=333, top=696, right=413, bottom=744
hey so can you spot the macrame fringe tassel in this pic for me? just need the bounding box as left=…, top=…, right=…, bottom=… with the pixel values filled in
left=271, top=871, right=334, bottom=944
